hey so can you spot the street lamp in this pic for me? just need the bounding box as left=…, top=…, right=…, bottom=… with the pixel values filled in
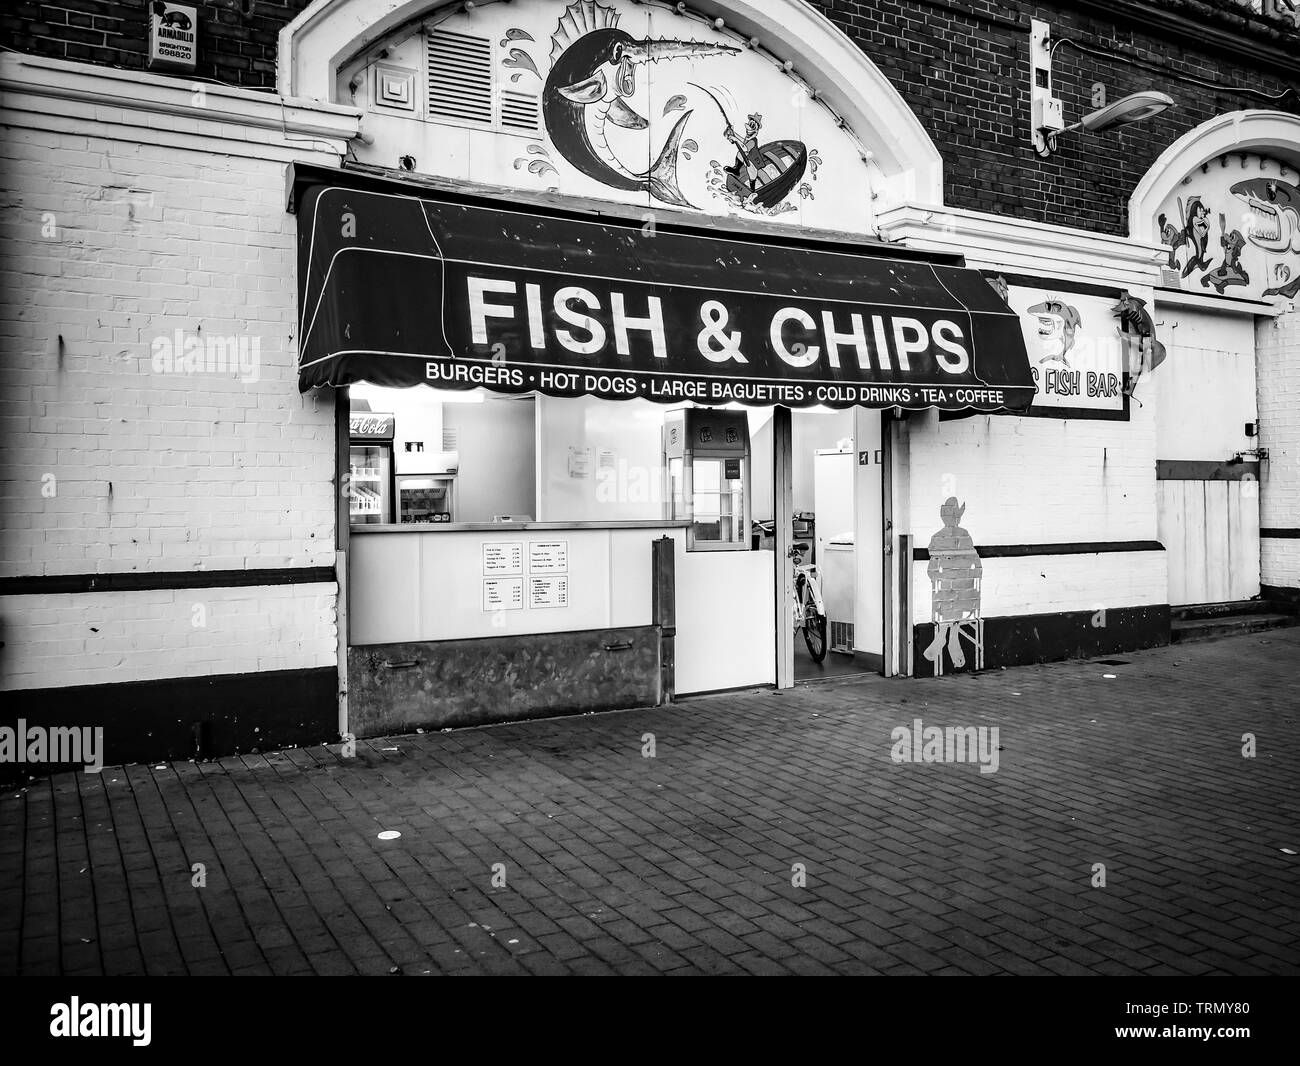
left=1036, top=91, right=1176, bottom=157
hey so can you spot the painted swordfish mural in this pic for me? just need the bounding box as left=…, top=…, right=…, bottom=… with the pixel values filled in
left=348, top=0, right=874, bottom=229
left=1156, top=155, right=1300, bottom=301
left=500, top=0, right=863, bottom=225
left=541, top=2, right=738, bottom=209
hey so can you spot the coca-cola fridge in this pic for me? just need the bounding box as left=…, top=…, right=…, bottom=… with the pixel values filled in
left=349, top=406, right=395, bottom=525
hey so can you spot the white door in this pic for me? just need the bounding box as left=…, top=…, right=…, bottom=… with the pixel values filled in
left=1154, top=308, right=1260, bottom=607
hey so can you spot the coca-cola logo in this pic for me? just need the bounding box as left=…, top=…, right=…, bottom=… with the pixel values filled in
left=349, top=413, right=394, bottom=438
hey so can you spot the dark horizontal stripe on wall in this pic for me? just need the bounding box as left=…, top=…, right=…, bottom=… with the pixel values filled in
left=1261, top=529, right=1300, bottom=539
left=1157, top=460, right=1260, bottom=482
left=913, top=540, right=1163, bottom=561
left=913, top=603, right=1170, bottom=677
left=0, top=566, right=336, bottom=596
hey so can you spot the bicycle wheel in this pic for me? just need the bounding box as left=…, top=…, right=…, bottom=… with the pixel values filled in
left=800, top=581, right=827, bottom=663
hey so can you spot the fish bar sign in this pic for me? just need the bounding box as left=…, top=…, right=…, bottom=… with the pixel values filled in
left=148, top=2, right=198, bottom=74
left=295, top=183, right=1036, bottom=413
left=1005, top=287, right=1128, bottom=416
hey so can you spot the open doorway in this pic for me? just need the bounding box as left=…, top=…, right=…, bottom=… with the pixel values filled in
left=753, top=406, right=885, bottom=683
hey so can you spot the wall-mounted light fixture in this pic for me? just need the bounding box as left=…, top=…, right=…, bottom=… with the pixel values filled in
left=1030, top=19, right=1175, bottom=157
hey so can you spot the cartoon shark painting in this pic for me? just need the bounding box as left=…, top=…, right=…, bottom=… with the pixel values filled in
left=1231, top=177, right=1300, bottom=298
left=542, top=0, right=739, bottom=209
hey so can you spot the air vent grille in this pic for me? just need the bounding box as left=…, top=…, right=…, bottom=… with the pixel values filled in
left=500, top=90, right=541, bottom=133
left=427, top=29, right=492, bottom=126
left=442, top=428, right=459, bottom=451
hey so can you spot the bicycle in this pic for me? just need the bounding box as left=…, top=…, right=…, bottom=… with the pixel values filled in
left=789, top=542, right=827, bottom=663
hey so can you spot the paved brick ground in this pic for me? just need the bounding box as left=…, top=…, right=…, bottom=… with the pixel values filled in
left=2, top=629, right=1299, bottom=976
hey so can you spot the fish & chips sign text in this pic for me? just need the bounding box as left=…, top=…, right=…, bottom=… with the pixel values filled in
left=456, top=272, right=1009, bottom=408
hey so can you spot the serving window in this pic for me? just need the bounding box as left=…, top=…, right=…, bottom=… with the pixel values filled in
left=347, top=386, right=757, bottom=538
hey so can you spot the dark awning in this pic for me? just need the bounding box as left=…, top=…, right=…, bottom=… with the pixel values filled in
left=295, top=177, right=1034, bottom=412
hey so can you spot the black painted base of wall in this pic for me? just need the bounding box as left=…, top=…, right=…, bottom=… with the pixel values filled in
left=347, top=626, right=663, bottom=738
left=1, top=667, right=337, bottom=788
left=1262, top=585, right=1300, bottom=614
left=912, top=604, right=1171, bottom=677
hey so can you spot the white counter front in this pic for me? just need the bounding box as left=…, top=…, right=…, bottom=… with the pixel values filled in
left=348, top=523, right=776, bottom=695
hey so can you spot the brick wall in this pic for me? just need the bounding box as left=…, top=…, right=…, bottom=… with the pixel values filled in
left=1258, top=308, right=1300, bottom=589
left=0, top=123, right=337, bottom=580
left=0, top=584, right=338, bottom=689
left=818, top=0, right=1300, bottom=233
left=4, top=0, right=1296, bottom=231
left=1, top=0, right=313, bottom=88
left=0, top=61, right=347, bottom=689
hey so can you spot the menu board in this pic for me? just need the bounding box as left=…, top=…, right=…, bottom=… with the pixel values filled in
left=482, top=541, right=523, bottom=576
left=529, top=576, right=568, bottom=609
left=529, top=541, right=568, bottom=574
left=482, top=577, right=523, bottom=611
left=482, top=539, right=571, bottom=613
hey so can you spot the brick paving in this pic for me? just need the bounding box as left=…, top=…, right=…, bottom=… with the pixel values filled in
left=2, top=629, right=1298, bottom=976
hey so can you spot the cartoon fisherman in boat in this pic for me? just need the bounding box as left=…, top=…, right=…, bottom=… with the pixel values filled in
left=723, top=113, right=765, bottom=196
left=694, top=83, right=810, bottom=211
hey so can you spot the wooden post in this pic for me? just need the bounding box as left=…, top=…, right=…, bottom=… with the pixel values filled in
left=774, top=406, right=794, bottom=688
left=652, top=536, right=675, bottom=704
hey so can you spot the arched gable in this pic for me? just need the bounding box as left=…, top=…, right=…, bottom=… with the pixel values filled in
left=1130, top=110, right=1300, bottom=301
left=279, top=0, right=942, bottom=233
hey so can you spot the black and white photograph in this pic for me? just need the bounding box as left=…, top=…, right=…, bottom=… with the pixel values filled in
left=0, top=0, right=1297, bottom=1044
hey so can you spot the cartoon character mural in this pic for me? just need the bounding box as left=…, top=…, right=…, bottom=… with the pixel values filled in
left=692, top=87, right=811, bottom=213
left=1201, top=213, right=1250, bottom=294
left=1155, top=156, right=1300, bottom=302
left=1232, top=177, right=1300, bottom=298
left=530, top=0, right=821, bottom=215
left=1028, top=298, right=1082, bottom=366
left=923, top=498, right=983, bottom=675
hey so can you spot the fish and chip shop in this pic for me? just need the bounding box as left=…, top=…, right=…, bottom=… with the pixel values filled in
left=4, top=0, right=1296, bottom=763
left=293, top=166, right=1041, bottom=734
left=284, top=0, right=1287, bottom=738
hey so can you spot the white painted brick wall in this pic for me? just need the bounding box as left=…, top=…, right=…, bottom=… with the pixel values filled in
left=0, top=584, right=338, bottom=691
left=1257, top=308, right=1300, bottom=589
left=906, top=398, right=1162, bottom=620
left=0, top=71, right=345, bottom=690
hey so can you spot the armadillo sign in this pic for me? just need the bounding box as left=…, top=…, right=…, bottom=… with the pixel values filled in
left=293, top=181, right=1036, bottom=412
left=147, top=2, right=197, bottom=74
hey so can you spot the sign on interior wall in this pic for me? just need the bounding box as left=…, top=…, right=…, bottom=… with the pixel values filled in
left=147, top=2, right=198, bottom=74
left=348, top=412, right=395, bottom=439
left=1005, top=286, right=1126, bottom=415
left=354, top=0, right=876, bottom=234
left=1155, top=153, right=1300, bottom=302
